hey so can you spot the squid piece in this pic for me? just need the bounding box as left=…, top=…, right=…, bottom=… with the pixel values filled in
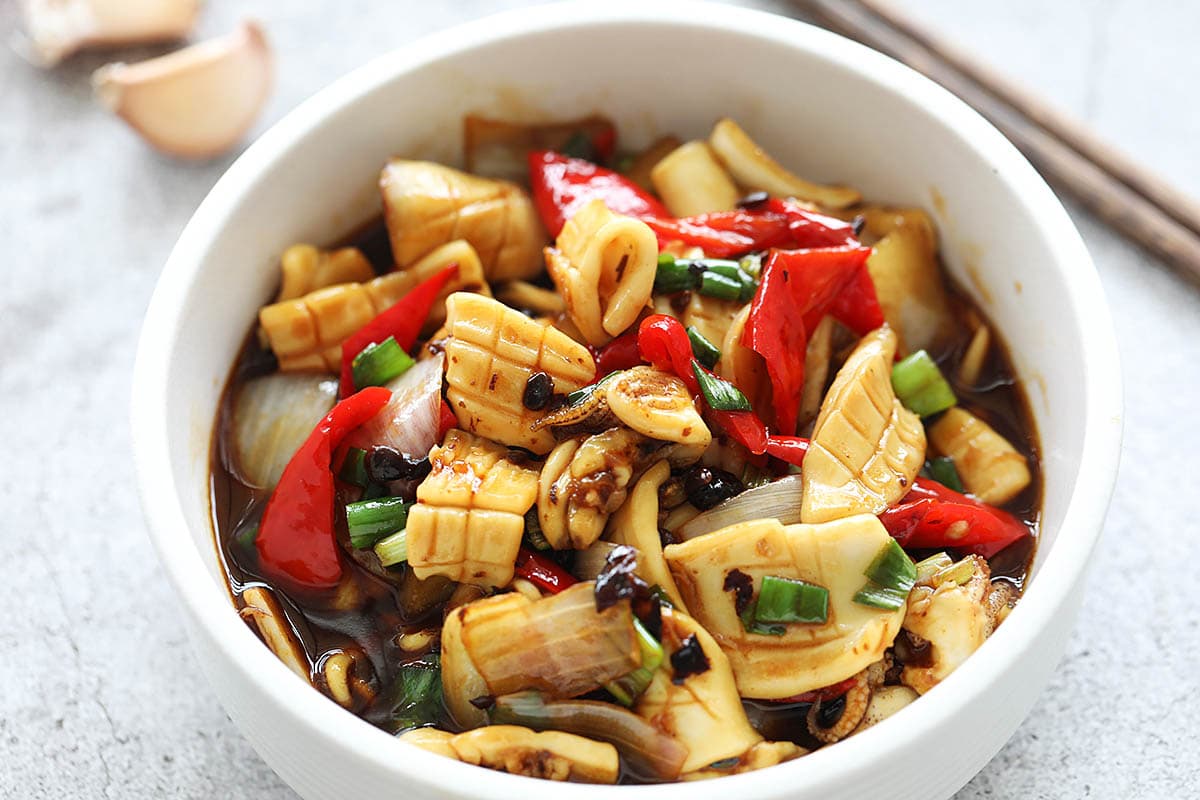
left=851, top=685, right=918, bottom=734
left=494, top=280, right=566, bottom=316
left=403, top=725, right=619, bottom=783
left=676, top=293, right=742, bottom=359
left=806, top=660, right=886, bottom=743
left=405, top=429, right=540, bottom=588
left=864, top=212, right=956, bottom=354
left=708, top=118, right=860, bottom=209
left=275, top=244, right=374, bottom=302
left=606, top=460, right=689, bottom=611
left=957, top=322, right=992, bottom=387
left=258, top=247, right=486, bottom=373
left=901, top=555, right=998, bottom=694
left=380, top=160, right=545, bottom=282
left=545, top=199, right=658, bottom=346
left=443, top=293, right=595, bottom=453
left=538, top=427, right=655, bottom=550
left=318, top=649, right=376, bottom=711
left=604, top=367, right=711, bottom=451
left=801, top=326, right=926, bottom=524
left=21, top=0, right=200, bottom=66
left=635, top=606, right=764, bottom=774
left=650, top=141, right=740, bottom=217
left=239, top=585, right=310, bottom=681
left=719, top=304, right=772, bottom=414
left=799, top=315, right=837, bottom=429
left=664, top=514, right=906, bottom=699
left=681, top=741, right=804, bottom=781
left=440, top=583, right=640, bottom=727
left=928, top=408, right=1031, bottom=506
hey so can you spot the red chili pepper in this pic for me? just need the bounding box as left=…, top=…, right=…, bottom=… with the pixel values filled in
left=636, top=315, right=700, bottom=394
left=744, top=247, right=880, bottom=435
left=879, top=477, right=1030, bottom=558
left=338, top=265, right=459, bottom=397
left=709, top=409, right=769, bottom=455
left=764, top=435, right=809, bottom=467
left=514, top=548, right=579, bottom=594
left=643, top=199, right=859, bottom=258
left=256, top=387, right=392, bottom=592
left=437, top=399, right=457, bottom=439
left=590, top=127, right=617, bottom=163
left=528, top=151, right=669, bottom=237
left=592, top=328, right=644, bottom=377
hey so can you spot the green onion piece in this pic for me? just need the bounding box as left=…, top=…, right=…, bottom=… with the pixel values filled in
left=347, top=497, right=409, bottom=549
left=233, top=524, right=258, bottom=556
left=694, top=260, right=743, bottom=278
left=634, top=619, right=664, bottom=671
left=891, top=350, right=957, bottom=417
left=692, top=361, right=752, bottom=411
left=738, top=597, right=785, bottom=636
left=561, top=131, right=595, bottom=160
left=374, top=529, right=409, bottom=566
left=338, top=447, right=370, bottom=488
left=934, top=557, right=978, bottom=587
left=914, top=552, right=954, bottom=582
left=853, top=539, right=917, bottom=611
left=605, top=680, right=636, bottom=707
left=927, top=456, right=964, bottom=492
left=701, top=262, right=757, bottom=301
left=386, top=654, right=443, bottom=732
left=864, top=538, right=917, bottom=591
left=754, top=575, right=830, bottom=624
left=654, top=254, right=697, bottom=294
left=351, top=336, right=415, bottom=390
left=604, top=619, right=664, bottom=706
left=686, top=326, right=722, bottom=369
left=698, top=270, right=744, bottom=301
left=852, top=583, right=910, bottom=610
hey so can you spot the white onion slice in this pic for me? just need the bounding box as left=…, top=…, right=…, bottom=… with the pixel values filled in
left=345, top=354, right=444, bottom=456
left=572, top=541, right=621, bottom=581
left=231, top=373, right=337, bottom=490
left=675, top=475, right=805, bottom=541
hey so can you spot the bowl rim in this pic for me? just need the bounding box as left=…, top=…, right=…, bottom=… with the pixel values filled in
left=131, top=2, right=1123, bottom=797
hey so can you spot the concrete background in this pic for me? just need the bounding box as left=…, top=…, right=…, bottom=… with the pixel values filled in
left=2, top=0, right=1196, bottom=797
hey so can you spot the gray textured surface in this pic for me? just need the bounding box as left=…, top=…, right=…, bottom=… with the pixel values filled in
left=1, top=0, right=1196, bottom=797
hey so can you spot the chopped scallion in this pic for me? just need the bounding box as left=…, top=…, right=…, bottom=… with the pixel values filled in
left=754, top=575, right=829, bottom=624
left=654, top=254, right=697, bottom=294
left=697, top=270, right=744, bottom=301
left=738, top=597, right=785, bottom=636
left=686, top=326, right=722, bottom=369
left=927, top=456, right=964, bottom=492
left=386, top=654, right=442, bottom=732
left=701, top=262, right=756, bottom=301
left=692, top=362, right=751, bottom=411
left=346, top=497, right=409, bottom=549
left=604, top=619, right=664, bottom=706
left=852, top=583, right=910, bottom=610
left=891, top=350, right=957, bottom=417
left=338, top=447, right=369, bottom=488
left=351, top=336, right=415, bottom=390
left=853, top=539, right=917, bottom=611
left=915, top=552, right=954, bottom=582
left=373, top=528, right=409, bottom=567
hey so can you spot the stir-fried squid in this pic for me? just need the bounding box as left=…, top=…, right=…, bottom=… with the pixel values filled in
left=212, top=115, right=1040, bottom=784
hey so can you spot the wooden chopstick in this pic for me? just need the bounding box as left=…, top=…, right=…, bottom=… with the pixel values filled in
left=795, top=0, right=1200, bottom=286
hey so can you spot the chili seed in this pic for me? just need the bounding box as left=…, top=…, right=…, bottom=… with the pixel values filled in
left=683, top=465, right=745, bottom=510
left=736, top=190, right=770, bottom=210
left=367, top=446, right=431, bottom=483
left=523, top=371, right=553, bottom=411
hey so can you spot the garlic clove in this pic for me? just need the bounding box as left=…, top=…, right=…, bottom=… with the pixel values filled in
left=92, top=20, right=272, bottom=160
left=21, top=0, right=201, bottom=66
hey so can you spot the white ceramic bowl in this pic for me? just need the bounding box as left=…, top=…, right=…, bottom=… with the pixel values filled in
left=132, top=3, right=1123, bottom=798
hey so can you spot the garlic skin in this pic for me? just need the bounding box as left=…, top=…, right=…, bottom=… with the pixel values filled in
left=92, top=20, right=272, bottom=160
left=21, top=0, right=201, bottom=66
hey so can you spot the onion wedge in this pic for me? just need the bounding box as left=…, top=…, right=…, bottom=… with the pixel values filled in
left=675, top=475, right=804, bottom=542
left=345, top=354, right=443, bottom=456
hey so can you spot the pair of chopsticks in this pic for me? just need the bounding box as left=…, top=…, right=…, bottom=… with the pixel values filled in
left=794, top=0, right=1200, bottom=286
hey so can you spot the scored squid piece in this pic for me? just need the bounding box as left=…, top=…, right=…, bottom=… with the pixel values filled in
left=650, top=140, right=741, bottom=217
left=380, top=160, right=545, bottom=282
left=664, top=514, right=907, bottom=699
left=545, top=199, right=659, bottom=346
left=928, top=407, right=1032, bottom=506
left=401, top=725, right=619, bottom=783
left=801, top=326, right=926, bottom=524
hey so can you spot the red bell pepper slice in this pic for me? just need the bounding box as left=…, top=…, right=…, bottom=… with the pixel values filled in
left=764, top=435, right=809, bottom=467
left=643, top=199, right=859, bottom=258
left=636, top=315, right=700, bottom=394
left=879, top=477, right=1030, bottom=558
left=592, top=328, right=644, bottom=377
left=514, top=548, right=579, bottom=594
left=743, top=246, right=881, bottom=435
left=338, top=265, right=459, bottom=397
left=529, top=150, right=669, bottom=237
left=256, top=387, right=392, bottom=592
